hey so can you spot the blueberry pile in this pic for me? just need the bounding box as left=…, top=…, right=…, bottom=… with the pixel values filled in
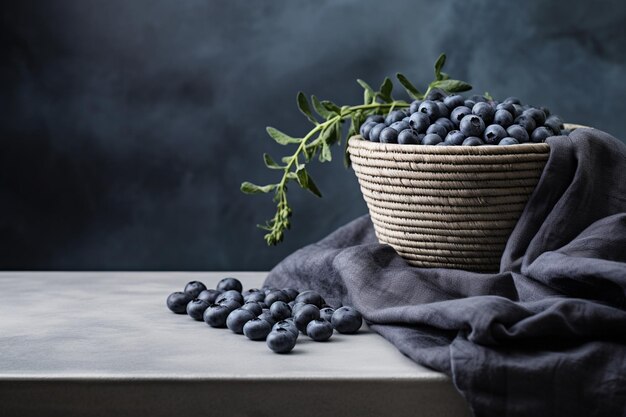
left=359, top=91, right=565, bottom=146
left=166, top=277, right=363, bottom=354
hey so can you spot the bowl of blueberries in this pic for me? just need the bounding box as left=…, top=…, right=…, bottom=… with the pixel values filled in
left=349, top=90, right=580, bottom=272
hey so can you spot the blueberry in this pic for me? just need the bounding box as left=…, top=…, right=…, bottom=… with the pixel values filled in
left=264, top=290, right=289, bottom=307
left=203, top=304, right=231, bottom=327
left=294, top=291, right=325, bottom=308
left=243, top=318, right=273, bottom=341
left=444, top=94, right=465, bottom=110
left=241, top=301, right=263, bottom=316
left=464, top=99, right=476, bottom=109
left=216, top=277, right=242, bottom=293
left=281, top=288, right=299, bottom=301
left=365, top=114, right=385, bottom=124
left=539, top=106, right=551, bottom=118
left=450, top=106, right=472, bottom=127
left=425, top=88, right=447, bottom=101
left=397, top=129, right=421, bottom=145
left=266, top=328, right=297, bottom=354
left=389, top=121, right=410, bottom=133
left=418, top=100, right=440, bottom=122
left=258, top=310, right=276, bottom=326
left=462, top=137, right=484, bottom=146
left=291, top=301, right=307, bottom=315
left=320, top=307, right=335, bottom=322
left=493, top=109, right=514, bottom=128
left=483, top=124, right=508, bottom=145
left=426, top=122, right=447, bottom=138
left=385, top=110, right=405, bottom=125
left=273, top=320, right=299, bottom=338
left=244, top=292, right=265, bottom=303
left=530, top=126, right=553, bottom=143
left=220, top=290, right=244, bottom=305
left=368, top=123, right=386, bottom=142
left=444, top=130, right=466, bottom=146
left=436, top=102, right=449, bottom=118
left=242, top=288, right=261, bottom=296
left=523, top=108, right=546, bottom=125
left=184, top=281, right=207, bottom=299
left=496, top=102, right=516, bottom=115
left=166, top=292, right=192, bottom=314
left=434, top=117, right=455, bottom=132
left=197, top=289, right=222, bottom=305
left=408, top=112, right=430, bottom=133
left=226, top=308, right=256, bottom=334
left=499, top=137, right=520, bottom=146
left=359, top=121, right=377, bottom=140
left=186, top=299, right=210, bottom=321
left=506, top=125, right=529, bottom=143
left=379, top=127, right=398, bottom=144
left=470, top=94, right=487, bottom=103
left=503, top=96, right=522, bottom=105
left=216, top=298, right=242, bottom=312
left=331, top=306, right=363, bottom=334
left=262, top=287, right=278, bottom=295
left=512, top=104, right=524, bottom=118
left=514, top=115, right=537, bottom=133
left=422, top=133, right=443, bottom=145
left=307, top=319, right=334, bottom=342
left=270, top=301, right=292, bottom=321
left=435, top=142, right=447, bottom=146
left=472, top=102, right=495, bottom=124
left=459, top=115, right=485, bottom=137
left=409, top=100, right=423, bottom=114
left=294, top=304, right=321, bottom=333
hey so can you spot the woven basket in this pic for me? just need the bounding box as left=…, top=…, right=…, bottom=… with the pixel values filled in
left=348, top=124, right=582, bottom=272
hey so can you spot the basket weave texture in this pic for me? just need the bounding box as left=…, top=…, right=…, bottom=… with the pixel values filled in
left=348, top=135, right=552, bottom=272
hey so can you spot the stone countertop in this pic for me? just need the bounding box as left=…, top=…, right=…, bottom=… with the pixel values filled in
left=0, top=272, right=471, bottom=417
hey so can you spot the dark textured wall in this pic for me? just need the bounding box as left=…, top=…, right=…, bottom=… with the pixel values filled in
left=1, top=0, right=625, bottom=270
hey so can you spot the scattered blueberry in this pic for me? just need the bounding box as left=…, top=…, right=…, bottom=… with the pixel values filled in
left=226, top=308, right=256, bottom=334
left=244, top=292, right=265, bottom=303
left=243, top=318, right=273, bottom=341
left=203, top=304, right=231, bottom=327
left=320, top=307, right=335, bottom=322
left=307, top=320, right=334, bottom=342
left=291, top=301, right=307, bottom=315
left=294, top=291, right=325, bottom=308
left=270, top=301, right=292, bottom=321
left=216, top=277, right=243, bottom=293
left=281, top=288, right=299, bottom=301
left=217, top=297, right=242, bottom=312
left=264, top=290, right=289, bottom=307
left=241, top=301, right=263, bottom=316
left=184, top=281, right=207, bottom=299
left=220, top=290, right=244, bottom=305
left=186, top=299, right=210, bottom=321
left=197, top=289, right=222, bottom=305
left=294, top=304, right=321, bottom=333
left=266, top=328, right=297, bottom=354
left=273, top=320, right=299, bottom=338
left=258, top=310, right=276, bottom=325
left=331, top=306, right=363, bottom=334
left=166, top=292, right=192, bottom=314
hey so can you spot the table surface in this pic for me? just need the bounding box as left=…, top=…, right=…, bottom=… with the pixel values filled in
left=0, top=272, right=471, bottom=417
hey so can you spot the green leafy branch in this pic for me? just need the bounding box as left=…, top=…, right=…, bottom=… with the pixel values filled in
left=241, top=53, right=472, bottom=245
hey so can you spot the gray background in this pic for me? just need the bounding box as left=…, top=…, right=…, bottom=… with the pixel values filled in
left=1, top=0, right=625, bottom=270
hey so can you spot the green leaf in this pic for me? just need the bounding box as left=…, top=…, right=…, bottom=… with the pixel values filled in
left=319, top=141, right=332, bottom=162
left=357, top=79, right=375, bottom=104
left=321, top=100, right=341, bottom=114
left=439, top=71, right=450, bottom=80
left=378, top=77, right=393, bottom=102
left=396, top=73, right=422, bottom=99
left=429, top=79, right=472, bottom=93
left=266, top=127, right=302, bottom=145
left=483, top=91, right=494, bottom=101
left=434, top=53, right=446, bottom=80
left=296, top=92, right=318, bottom=125
left=311, top=95, right=334, bottom=119
left=240, top=181, right=277, bottom=194
left=263, top=153, right=284, bottom=169
left=348, top=111, right=364, bottom=138
left=295, top=167, right=322, bottom=197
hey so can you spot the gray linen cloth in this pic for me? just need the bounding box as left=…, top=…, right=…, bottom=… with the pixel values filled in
left=264, top=128, right=626, bottom=417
